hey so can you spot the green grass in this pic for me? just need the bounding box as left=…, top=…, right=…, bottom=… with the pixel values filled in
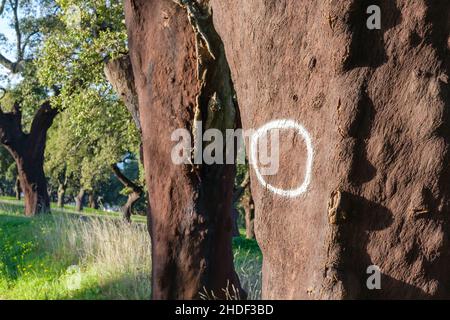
left=0, top=211, right=151, bottom=300
left=0, top=200, right=262, bottom=300
left=0, top=196, right=147, bottom=223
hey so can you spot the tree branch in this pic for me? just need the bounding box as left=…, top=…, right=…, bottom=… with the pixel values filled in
left=233, top=171, right=250, bottom=203
left=111, top=163, right=142, bottom=194
left=21, top=30, right=38, bottom=54
left=0, top=0, right=27, bottom=73
left=28, top=101, right=59, bottom=159
left=0, top=0, right=6, bottom=15
left=0, top=53, right=17, bottom=72
left=104, top=55, right=141, bottom=133
left=10, top=0, right=22, bottom=62
left=0, top=101, right=25, bottom=148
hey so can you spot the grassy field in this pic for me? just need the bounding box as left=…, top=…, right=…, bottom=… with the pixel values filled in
left=0, top=199, right=262, bottom=300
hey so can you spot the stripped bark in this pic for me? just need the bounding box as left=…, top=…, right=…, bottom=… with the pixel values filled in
left=125, top=0, right=244, bottom=299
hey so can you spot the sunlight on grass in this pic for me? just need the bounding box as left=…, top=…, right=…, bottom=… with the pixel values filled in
left=0, top=196, right=147, bottom=223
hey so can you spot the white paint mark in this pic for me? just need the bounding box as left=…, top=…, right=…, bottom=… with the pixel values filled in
left=250, top=119, right=314, bottom=198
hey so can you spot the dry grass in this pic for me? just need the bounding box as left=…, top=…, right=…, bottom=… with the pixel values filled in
left=234, top=248, right=262, bottom=300
left=41, top=215, right=152, bottom=299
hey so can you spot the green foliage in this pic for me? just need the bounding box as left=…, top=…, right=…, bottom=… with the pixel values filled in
left=45, top=110, right=128, bottom=195
left=37, top=0, right=127, bottom=109
left=39, top=0, right=140, bottom=202
left=0, top=0, right=58, bottom=66
left=1, top=63, right=49, bottom=130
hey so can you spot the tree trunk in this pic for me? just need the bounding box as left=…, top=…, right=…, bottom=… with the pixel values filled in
left=125, top=0, right=245, bottom=299
left=75, top=188, right=85, bottom=212
left=123, top=191, right=141, bottom=223
left=111, top=164, right=143, bottom=223
left=104, top=55, right=145, bottom=169
left=211, top=0, right=450, bottom=299
left=232, top=172, right=251, bottom=238
left=104, top=55, right=141, bottom=134
left=88, top=192, right=99, bottom=209
left=244, top=187, right=255, bottom=240
left=0, top=102, right=57, bottom=216
left=15, top=176, right=21, bottom=200
left=57, top=183, right=65, bottom=208
left=230, top=208, right=240, bottom=238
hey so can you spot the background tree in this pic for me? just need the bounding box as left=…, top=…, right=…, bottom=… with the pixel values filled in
left=0, top=0, right=59, bottom=215
left=38, top=0, right=142, bottom=214
left=233, top=164, right=254, bottom=240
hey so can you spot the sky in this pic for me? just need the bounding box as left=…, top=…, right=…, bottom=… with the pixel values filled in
left=0, top=14, right=22, bottom=86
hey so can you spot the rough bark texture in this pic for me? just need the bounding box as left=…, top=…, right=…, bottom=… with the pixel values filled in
left=125, top=0, right=244, bottom=299
left=0, top=102, right=57, bottom=216
left=111, top=163, right=143, bottom=223
left=212, top=0, right=450, bottom=299
left=75, top=188, right=85, bottom=212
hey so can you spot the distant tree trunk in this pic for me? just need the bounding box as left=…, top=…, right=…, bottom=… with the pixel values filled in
left=15, top=176, right=21, bottom=200
left=230, top=208, right=240, bottom=238
left=244, top=187, right=255, bottom=240
left=88, top=192, right=99, bottom=210
left=232, top=172, right=251, bottom=238
left=57, top=183, right=66, bottom=208
left=125, top=0, right=245, bottom=300
left=0, top=102, right=57, bottom=216
left=75, top=188, right=85, bottom=212
left=111, top=164, right=143, bottom=223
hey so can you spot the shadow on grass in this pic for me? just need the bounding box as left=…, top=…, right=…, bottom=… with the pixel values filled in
left=0, top=198, right=146, bottom=223
left=60, top=272, right=152, bottom=300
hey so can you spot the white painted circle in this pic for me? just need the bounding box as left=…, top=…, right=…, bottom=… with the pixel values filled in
left=250, top=119, right=314, bottom=198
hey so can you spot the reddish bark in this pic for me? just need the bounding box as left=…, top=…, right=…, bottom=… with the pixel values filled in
left=0, top=102, right=57, bottom=216
left=212, top=0, right=450, bottom=299
left=125, top=0, right=244, bottom=299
